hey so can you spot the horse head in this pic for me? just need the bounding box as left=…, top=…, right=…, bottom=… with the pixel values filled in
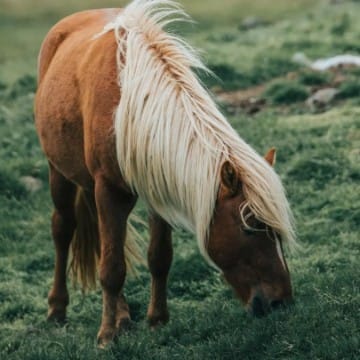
left=208, top=148, right=293, bottom=317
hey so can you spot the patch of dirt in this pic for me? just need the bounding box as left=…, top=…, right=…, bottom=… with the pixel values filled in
left=214, top=84, right=266, bottom=115
left=213, top=67, right=355, bottom=115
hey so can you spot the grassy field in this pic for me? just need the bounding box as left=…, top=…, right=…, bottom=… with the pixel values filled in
left=0, top=0, right=359, bottom=359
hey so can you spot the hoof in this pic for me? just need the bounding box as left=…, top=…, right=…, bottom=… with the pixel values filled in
left=97, top=327, right=117, bottom=349
left=47, top=307, right=67, bottom=324
left=116, top=316, right=133, bottom=332
left=147, top=311, right=169, bottom=329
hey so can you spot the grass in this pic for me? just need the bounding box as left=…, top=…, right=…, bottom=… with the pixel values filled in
left=337, top=79, right=360, bottom=99
left=298, top=70, right=332, bottom=86
left=0, top=0, right=317, bottom=23
left=0, top=0, right=359, bottom=359
left=263, top=80, right=309, bottom=105
left=0, top=0, right=318, bottom=83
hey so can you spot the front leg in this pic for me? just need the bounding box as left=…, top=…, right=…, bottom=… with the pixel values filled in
left=94, top=176, right=136, bottom=347
left=147, top=214, right=173, bottom=327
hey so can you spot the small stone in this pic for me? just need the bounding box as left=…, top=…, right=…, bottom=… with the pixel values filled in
left=306, top=88, right=338, bottom=111
left=19, top=176, right=43, bottom=193
left=292, top=52, right=312, bottom=67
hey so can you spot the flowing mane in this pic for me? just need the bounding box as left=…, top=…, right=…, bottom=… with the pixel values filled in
left=103, top=0, right=296, bottom=264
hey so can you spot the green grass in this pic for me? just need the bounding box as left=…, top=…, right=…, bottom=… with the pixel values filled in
left=337, top=79, right=360, bottom=99
left=263, top=80, right=309, bottom=105
left=1, top=0, right=360, bottom=359
left=0, top=0, right=317, bottom=23
left=298, top=70, right=332, bottom=86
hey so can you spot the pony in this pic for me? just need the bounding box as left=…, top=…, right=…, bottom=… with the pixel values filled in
left=34, top=0, right=296, bottom=347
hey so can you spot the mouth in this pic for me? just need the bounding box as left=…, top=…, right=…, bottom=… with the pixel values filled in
left=248, top=293, right=270, bottom=317
left=247, top=294, right=293, bottom=318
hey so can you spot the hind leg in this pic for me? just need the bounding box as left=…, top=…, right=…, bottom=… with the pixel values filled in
left=47, top=163, right=76, bottom=322
left=147, top=214, right=173, bottom=327
left=94, top=176, right=136, bottom=347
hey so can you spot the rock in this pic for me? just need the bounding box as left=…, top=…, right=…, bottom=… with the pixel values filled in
left=292, top=52, right=312, bottom=67
left=292, top=52, right=360, bottom=71
left=306, top=88, right=338, bottom=111
left=19, top=176, right=43, bottom=193
left=242, top=97, right=266, bottom=115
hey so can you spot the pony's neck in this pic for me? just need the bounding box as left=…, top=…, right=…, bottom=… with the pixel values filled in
left=110, top=0, right=296, bottom=265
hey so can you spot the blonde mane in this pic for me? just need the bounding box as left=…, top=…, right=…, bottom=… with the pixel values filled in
left=105, top=0, right=296, bottom=265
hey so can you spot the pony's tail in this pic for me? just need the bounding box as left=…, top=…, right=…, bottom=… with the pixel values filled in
left=69, top=187, right=146, bottom=291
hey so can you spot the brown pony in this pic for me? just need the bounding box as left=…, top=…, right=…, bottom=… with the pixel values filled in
left=34, top=0, right=296, bottom=347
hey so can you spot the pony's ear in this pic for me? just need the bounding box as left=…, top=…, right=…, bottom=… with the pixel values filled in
left=264, top=147, right=276, bottom=167
left=221, top=161, right=240, bottom=195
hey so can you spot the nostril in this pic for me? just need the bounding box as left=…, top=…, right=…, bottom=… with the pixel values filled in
left=270, top=299, right=285, bottom=310
left=251, top=295, right=266, bottom=317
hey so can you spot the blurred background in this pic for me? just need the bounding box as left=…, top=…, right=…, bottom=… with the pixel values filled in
left=1, top=0, right=319, bottom=82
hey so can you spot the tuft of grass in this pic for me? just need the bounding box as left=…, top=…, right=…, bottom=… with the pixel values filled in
left=286, top=148, right=351, bottom=188
left=251, top=56, right=298, bottom=82
left=263, top=80, right=309, bottom=104
left=0, top=81, right=6, bottom=92
left=337, top=80, right=360, bottom=99
left=207, top=56, right=299, bottom=90
left=298, top=70, right=331, bottom=86
left=6, top=75, right=37, bottom=100
left=0, top=168, right=27, bottom=200
left=207, top=63, right=241, bottom=89
left=330, top=13, right=351, bottom=36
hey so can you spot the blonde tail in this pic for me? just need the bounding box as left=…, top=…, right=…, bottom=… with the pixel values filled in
left=69, top=187, right=145, bottom=291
